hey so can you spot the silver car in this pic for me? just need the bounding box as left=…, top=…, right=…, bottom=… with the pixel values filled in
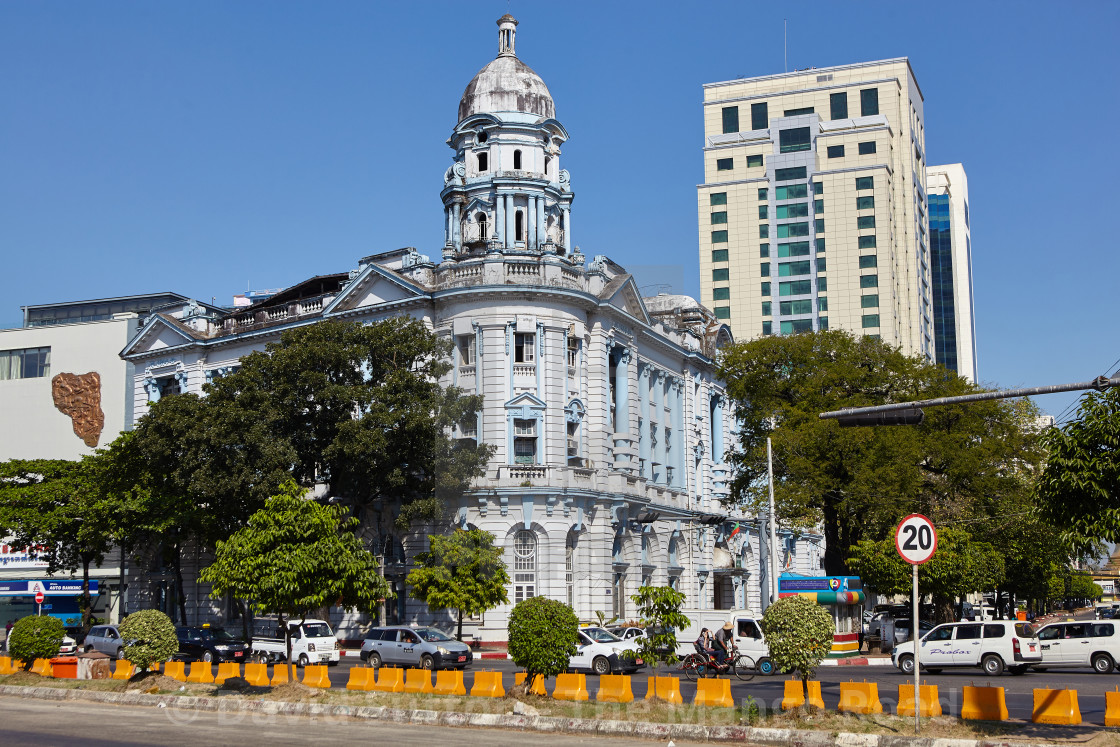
left=360, top=626, right=473, bottom=670
left=84, top=624, right=127, bottom=659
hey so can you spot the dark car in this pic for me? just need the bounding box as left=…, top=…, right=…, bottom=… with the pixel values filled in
left=175, top=625, right=250, bottom=663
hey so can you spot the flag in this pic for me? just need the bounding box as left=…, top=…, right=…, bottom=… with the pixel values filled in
left=728, top=522, right=742, bottom=539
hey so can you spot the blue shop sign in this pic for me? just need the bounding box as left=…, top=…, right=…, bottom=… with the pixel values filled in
left=0, top=579, right=99, bottom=596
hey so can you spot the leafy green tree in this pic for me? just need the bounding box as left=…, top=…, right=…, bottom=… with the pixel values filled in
left=507, top=597, right=579, bottom=694
left=119, top=609, right=178, bottom=673
left=848, top=527, right=1005, bottom=623
left=718, top=330, right=1044, bottom=575
left=628, top=585, right=691, bottom=675
left=406, top=529, right=509, bottom=641
left=759, top=595, right=834, bottom=703
left=7, top=615, right=65, bottom=669
left=199, top=480, right=391, bottom=681
left=207, top=317, right=493, bottom=529
left=1036, top=387, right=1120, bottom=553
left=0, top=458, right=116, bottom=633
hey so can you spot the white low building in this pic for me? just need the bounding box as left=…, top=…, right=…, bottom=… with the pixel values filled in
left=118, top=15, right=824, bottom=641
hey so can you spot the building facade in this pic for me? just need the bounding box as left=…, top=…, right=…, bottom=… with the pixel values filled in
left=118, top=16, right=824, bottom=640
left=698, top=59, right=934, bottom=360
left=927, top=164, right=977, bottom=382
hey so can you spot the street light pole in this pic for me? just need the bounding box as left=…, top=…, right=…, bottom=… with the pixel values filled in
left=767, top=434, right=778, bottom=605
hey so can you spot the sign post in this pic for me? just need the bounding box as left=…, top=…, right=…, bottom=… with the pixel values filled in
left=894, top=513, right=938, bottom=735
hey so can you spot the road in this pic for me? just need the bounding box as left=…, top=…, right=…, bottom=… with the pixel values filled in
left=0, top=696, right=663, bottom=747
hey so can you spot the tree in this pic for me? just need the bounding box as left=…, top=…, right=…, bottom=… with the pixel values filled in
left=718, top=330, right=1044, bottom=575
left=847, top=527, right=1005, bottom=623
left=507, top=597, right=579, bottom=694
left=1036, top=387, right=1120, bottom=553
left=406, top=529, right=509, bottom=641
left=0, top=458, right=116, bottom=633
left=7, top=615, right=65, bottom=670
left=118, top=609, right=178, bottom=673
left=628, top=585, right=691, bottom=675
left=206, top=317, right=493, bottom=529
left=199, top=480, right=391, bottom=682
left=759, top=595, right=834, bottom=703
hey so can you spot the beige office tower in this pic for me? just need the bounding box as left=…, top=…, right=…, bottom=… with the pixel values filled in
left=698, top=58, right=933, bottom=360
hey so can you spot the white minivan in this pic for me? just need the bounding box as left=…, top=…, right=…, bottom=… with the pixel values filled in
left=1035, top=621, right=1119, bottom=674
left=892, top=621, right=1041, bottom=676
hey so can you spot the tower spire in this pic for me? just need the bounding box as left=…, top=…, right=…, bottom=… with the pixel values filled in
left=497, top=14, right=517, bottom=57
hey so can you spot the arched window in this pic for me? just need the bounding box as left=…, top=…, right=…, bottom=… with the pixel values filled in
left=476, top=212, right=488, bottom=241
left=513, top=530, right=537, bottom=603
left=477, top=152, right=488, bottom=172
left=515, top=209, right=524, bottom=242
left=513, top=149, right=522, bottom=170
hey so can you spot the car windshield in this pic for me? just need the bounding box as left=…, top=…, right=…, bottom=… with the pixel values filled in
left=203, top=629, right=239, bottom=643
left=582, top=627, right=621, bottom=643
left=415, top=628, right=453, bottom=642
left=302, top=623, right=333, bottom=638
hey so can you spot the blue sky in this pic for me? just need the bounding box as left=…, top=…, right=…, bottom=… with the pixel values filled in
left=2, top=1, right=1117, bottom=419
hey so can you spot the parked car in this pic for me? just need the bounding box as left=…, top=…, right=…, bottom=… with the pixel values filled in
left=175, top=625, right=251, bottom=664
left=568, top=626, right=645, bottom=675
left=1035, top=621, right=1119, bottom=673
left=84, top=625, right=128, bottom=658
left=892, top=621, right=1041, bottom=676
left=891, top=618, right=935, bottom=645
left=58, top=633, right=79, bottom=655
left=360, top=626, right=472, bottom=670
left=251, top=618, right=340, bottom=667
left=607, top=626, right=645, bottom=642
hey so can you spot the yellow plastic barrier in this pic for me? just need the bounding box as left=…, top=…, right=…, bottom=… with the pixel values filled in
left=595, top=674, right=634, bottom=703
left=112, top=660, right=135, bottom=680
left=371, top=667, right=404, bottom=693
left=186, top=661, right=214, bottom=684
left=960, top=685, right=1008, bottom=721
left=781, top=679, right=824, bottom=710
left=1105, top=689, right=1120, bottom=728
left=515, top=672, right=548, bottom=696
left=837, top=681, right=882, bottom=715
left=243, top=662, right=270, bottom=687
left=644, top=675, right=683, bottom=705
left=470, top=670, right=505, bottom=697
left=433, top=669, right=466, bottom=696
left=897, top=684, right=941, bottom=717
left=163, top=661, right=186, bottom=682
left=552, top=672, right=589, bottom=701
left=1032, top=688, right=1081, bottom=725
left=693, top=677, right=734, bottom=708
left=403, top=668, right=433, bottom=694
left=0, top=656, right=14, bottom=675
left=30, top=658, right=53, bottom=677
left=270, top=664, right=290, bottom=686
left=346, top=667, right=375, bottom=691
left=214, top=662, right=240, bottom=686
left=302, top=665, right=331, bottom=689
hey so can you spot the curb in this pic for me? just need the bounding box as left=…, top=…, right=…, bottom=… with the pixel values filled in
left=0, top=684, right=1063, bottom=747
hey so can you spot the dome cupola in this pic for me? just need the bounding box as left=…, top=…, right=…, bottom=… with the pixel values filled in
left=458, top=15, right=555, bottom=122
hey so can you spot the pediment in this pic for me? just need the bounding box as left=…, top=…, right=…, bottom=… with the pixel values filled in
left=323, top=264, right=427, bottom=314
left=602, top=275, right=651, bottom=324
left=120, top=315, right=197, bottom=358
left=504, top=392, right=547, bottom=411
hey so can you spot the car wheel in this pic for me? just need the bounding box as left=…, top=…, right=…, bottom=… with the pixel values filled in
left=592, top=656, right=611, bottom=676
left=981, top=654, right=1004, bottom=676
left=257, top=654, right=270, bottom=665
left=203, top=651, right=214, bottom=663
left=420, top=654, right=435, bottom=670
left=116, top=647, right=125, bottom=660
left=757, top=657, right=775, bottom=676
left=297, top=654, right=310, bottom=668
left=898, top=654, right=915, bottom=675
left=1092, top=653, right=1115, bottom=674
left=367, top=652, right=382, bottom=669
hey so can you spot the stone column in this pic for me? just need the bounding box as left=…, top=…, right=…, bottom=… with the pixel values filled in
left=562, top=205, right=572, bottom=254
left=452, top=202, right=462, bottom=253
left=537, top=196, right=546, bottom=248
left=614, top=348, right=629, bottom=435
left=712, top=394, right=724, bottom=464
left=495, top=193, right=505, bottom=246
left=505, top=194, right=515, bottom=249
left=653, top=372, right=665, bottom=483
left=527, top=195, right=537, bottom=251
left=672, top=380, right=685, bottom=489
left=638, top=365, right=650, bottom=479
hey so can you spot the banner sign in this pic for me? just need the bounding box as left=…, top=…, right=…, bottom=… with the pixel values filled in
left=0, top=540, right=50, bottom=570
left=0, top=579, right=99, bottom=597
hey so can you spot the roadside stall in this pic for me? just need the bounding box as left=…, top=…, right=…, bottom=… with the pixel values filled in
left=778, top=574, right=864, bottom=657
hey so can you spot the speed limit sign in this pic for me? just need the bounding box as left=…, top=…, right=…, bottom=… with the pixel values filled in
left=895, top=513, right=937, bottom=565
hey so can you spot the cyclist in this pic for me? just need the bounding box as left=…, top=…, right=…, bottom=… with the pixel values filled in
left=694, top=627, right=730, bottom=672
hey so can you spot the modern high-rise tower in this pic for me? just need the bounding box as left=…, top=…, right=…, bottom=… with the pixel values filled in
left=927, top=163, right=977, bottom=382
left=698, top=59, right=934, bottom=360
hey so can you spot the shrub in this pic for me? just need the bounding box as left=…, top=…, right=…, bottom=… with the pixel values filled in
left=8, top=615, right=65, bottom=669
left=760, top=595, right=834, bottom=702
left=628, top=585, right=691, bottom=673
left=507, top=597, right=579, bottom=689
left=119, top=609, right=178, bottom=672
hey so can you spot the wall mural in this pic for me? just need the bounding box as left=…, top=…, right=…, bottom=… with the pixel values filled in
left=52, top=372, right=104, bottom=447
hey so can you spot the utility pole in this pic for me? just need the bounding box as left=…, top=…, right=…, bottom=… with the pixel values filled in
left=767, top=420, right=779, bottom=606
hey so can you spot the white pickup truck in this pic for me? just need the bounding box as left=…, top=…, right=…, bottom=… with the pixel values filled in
left=251, top=618, right=341, bottom=667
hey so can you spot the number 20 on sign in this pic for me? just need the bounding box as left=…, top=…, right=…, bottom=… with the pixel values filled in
left=895, top=513, right=937, bottom=735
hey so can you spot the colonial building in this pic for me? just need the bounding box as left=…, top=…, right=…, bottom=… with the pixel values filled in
left=119, top=16, right=824, bottom=640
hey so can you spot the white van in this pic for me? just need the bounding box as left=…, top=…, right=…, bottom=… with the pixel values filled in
left=1035, top=621, right=1119, bottom=673
left=675, top=609, right=773, bottom=674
